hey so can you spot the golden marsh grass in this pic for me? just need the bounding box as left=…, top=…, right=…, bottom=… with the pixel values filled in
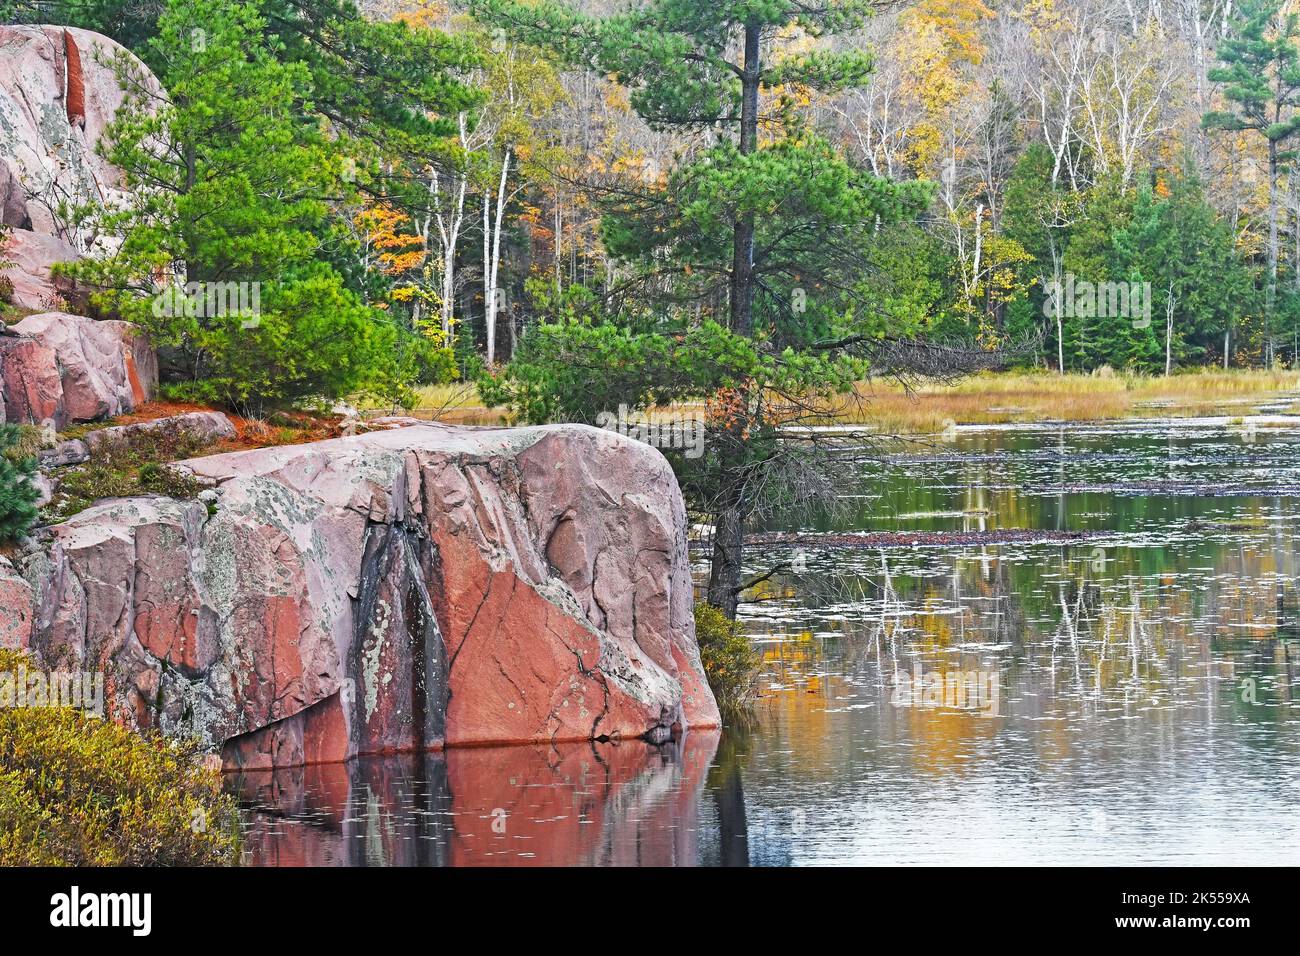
left=362, top=369, right=1300, bottom=434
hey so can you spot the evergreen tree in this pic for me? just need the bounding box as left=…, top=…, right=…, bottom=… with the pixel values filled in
left=1204, top=0, right=1300, bottom=367
left=475, top=0, right=931, bottom=616
left=1060, top=178, right=1137, bottom=371
left=1113, top=170, right=1258, bottom=372
left=70, top=0, right=459, bottom=414
left=0, top=426, right=38, bottom=545
left=1002, top=143, right=1080, bottom=371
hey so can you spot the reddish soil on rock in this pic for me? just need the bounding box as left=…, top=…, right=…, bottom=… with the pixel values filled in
left=86, top=401, right=345, bottom=454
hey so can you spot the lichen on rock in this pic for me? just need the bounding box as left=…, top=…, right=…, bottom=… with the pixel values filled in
left=11, top=422, right=719, bottom=769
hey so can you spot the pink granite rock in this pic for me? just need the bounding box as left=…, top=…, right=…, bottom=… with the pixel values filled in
left=0, top=313, right=157, bottom=427
left=0, top=230, right=80, bottom=311
left=0, top=26, right=164, bottom=306
left=0, top=26, right=161, bottom=246
left=15, top=424, right=720, bottom=767
left=0, top=333, right=63, bottom=426
left=83, top=411, right=235, bottom=455
left=0, top=557, right=34, bottom=650
left=0, top=160, right=31, bottom=230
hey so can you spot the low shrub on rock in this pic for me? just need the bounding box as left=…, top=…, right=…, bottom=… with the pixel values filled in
left=46, top=421, right=208, bottom=519
left=0, top=652, right=240, bottom=866
left=694, top=601, right=762, bottom=716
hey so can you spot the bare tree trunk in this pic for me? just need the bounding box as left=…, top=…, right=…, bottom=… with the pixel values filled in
left=482, top=190, right=490, bottom=355
left=441, top=242, right=456, bottom=342
left=481, top=151, right=512, bottom=368
left=431, top=113, right=475, bottom=345
left=1051, top=243, right=1065, bottom=373
left=1294, top=198, right=1300, bottom=366
left=485, top=149, right=511, bottom=367
left=728, top=22, right=761, bottom=338
left=1268, top=142, right=1279, bottom=368
left=709, top=21, right=763, bottom=619
left=553, top=191, right=562, bottom=293
left=1165, top=280, right=1175, bottom=376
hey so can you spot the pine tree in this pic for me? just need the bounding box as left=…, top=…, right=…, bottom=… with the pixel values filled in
left=0, top=425, right=39, bottom=545
left=474, top=0, right=930, bottom=617
left=1203, top=0, right=1300, bottom=367
left=70, top=0, right=455, bottom=415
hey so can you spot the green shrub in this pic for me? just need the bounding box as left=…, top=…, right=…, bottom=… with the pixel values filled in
left=138, top=462, right=204, bottom=498
left=4, top=424, right=44, bottom=460
left=46, top=423, right=209, bottom=519
left=0, top=424, right=39, bottom=544
left=358, top=319, right=457, bottom=412
left=695, top=601, right=762, bottom=716
left=0, top=651, right=239, bottom=866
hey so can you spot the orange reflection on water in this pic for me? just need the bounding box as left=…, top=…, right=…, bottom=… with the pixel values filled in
left=233, top=731, right=720, bottom=867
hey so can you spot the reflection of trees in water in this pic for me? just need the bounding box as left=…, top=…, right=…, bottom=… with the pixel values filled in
left=748, top=538, right=1300, bottom=711
left=718, top=437, right=1300, bottom=844
left=701, top=722, right=812, bottom=867
left=719, top=540, right=1300, bottom=820
left=706, top=728, right=753, bottom=867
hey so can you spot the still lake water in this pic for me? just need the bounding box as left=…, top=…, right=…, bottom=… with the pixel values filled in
left=237, top=415, right=1300, bottom=865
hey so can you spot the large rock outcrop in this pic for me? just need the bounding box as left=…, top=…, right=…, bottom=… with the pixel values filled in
left=0, top=230, right=81, bottom=311
left=0, top=311, right=157, bottom=427
left=9, top=423, right=719, bottom=768
left=0, top=25, right=156, bottom=244
left=0, top=25, right=163, bottom=307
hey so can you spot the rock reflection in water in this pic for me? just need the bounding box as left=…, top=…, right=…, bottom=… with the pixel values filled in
left=234, top=731, right=720, bottom=866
